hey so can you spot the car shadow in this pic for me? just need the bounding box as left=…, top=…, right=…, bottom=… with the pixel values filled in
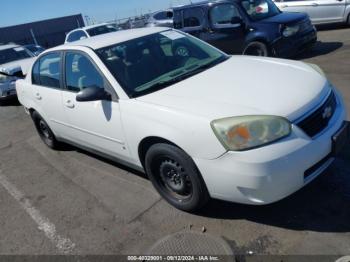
left=0, top=97, right=21, bottom=107
left=295, top=41, right=343, bottom=59
left=56, top=139, right=350, bottom=233
left=74, top=147, right=148, bottom=180
left=196, top=147, right=350, bottom=233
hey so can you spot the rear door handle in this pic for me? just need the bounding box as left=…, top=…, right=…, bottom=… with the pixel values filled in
left=65, top=100, right=75, bottom=109
left=281, top=4, right=289, bottom=8
left=35, top=93, right=42, bottom=100
left=311, top=2, right=319, bottom=6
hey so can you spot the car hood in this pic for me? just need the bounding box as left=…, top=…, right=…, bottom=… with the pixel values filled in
left=0, top=57, right=35, bottom=76
left=259, top=12, right=307, bottom=24
left=136, top=56, right=330, bottom=122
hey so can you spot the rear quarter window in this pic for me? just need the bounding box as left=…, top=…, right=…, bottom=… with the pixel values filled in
left=66, top=30, right=87, bottom=42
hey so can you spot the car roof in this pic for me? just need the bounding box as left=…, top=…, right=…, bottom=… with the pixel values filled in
left=60, top=27, right=169, bottom=50
left=70, top=23, right=113, bottom=32
left=173, top=0, right=238, bottom=10
left=0, top=44, right=20, bottom=51
left=152, top=9, right=173, bottom=14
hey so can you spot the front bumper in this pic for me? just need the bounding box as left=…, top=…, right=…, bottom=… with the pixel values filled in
left=194, top=90, right=346, bottom=205
left=272, top=27, right=317, bottom=58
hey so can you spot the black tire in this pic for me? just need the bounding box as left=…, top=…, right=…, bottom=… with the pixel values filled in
left=31, top=111, right=59, bottom=149
left=243, top=41, right=270, bottom=57
left=145, top=143, right=210, bottom=212
left=347, top=14, right=350, bottom=26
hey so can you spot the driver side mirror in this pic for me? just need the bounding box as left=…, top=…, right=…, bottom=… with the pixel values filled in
left=76, top=86, right=111, bottom=102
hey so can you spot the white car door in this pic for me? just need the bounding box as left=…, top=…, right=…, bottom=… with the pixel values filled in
left=304, top=0, right=346, bottom=24
left=274, top=0, right=309, bottom=14
left=31, top=52, right=68, bottom=137
left=60, top=51, right=130, bottom=161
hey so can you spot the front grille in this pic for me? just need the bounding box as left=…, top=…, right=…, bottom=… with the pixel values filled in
left=297, top=91, right=337, bottom=138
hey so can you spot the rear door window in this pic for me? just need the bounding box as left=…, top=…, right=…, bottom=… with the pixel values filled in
left=183, top=8, right=205, bottom=28
left=32, top=52, right=61, bottom=89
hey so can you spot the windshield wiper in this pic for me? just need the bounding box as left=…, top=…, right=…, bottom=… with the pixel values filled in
left=130, top=76, right=187, bottom=98
left=131, top=56, right=229, bottom=98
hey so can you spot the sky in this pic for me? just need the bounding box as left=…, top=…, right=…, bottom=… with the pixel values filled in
left=0, top=0, right=196, bottom=28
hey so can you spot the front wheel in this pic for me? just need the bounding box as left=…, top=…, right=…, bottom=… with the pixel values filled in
left=145, top=143, right=210, bottom=212
left=243, top=41, right=270, bottom=57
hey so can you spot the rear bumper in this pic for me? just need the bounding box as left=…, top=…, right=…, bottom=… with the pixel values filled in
left=272, top=28, right=317, bottom=58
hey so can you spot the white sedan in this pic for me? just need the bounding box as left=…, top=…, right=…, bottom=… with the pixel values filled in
left=0, top=44, right=35, bottom=100
left=16, top=27, right=348, bottom=211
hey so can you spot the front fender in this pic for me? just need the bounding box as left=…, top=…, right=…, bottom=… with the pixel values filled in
left=245, top=24, right=281, bottom=45
left=120, top=100, right=227, bottom=166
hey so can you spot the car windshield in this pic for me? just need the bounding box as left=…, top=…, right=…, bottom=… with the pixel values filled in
left=96, top=30, right=228, bottom=98
left=0, top=47, right=33, bottom=65
left=241, top=0, right=281, bottom=21
left=87, top=25, right=118, bottom=37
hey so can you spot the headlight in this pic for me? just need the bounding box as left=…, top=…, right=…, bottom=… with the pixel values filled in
left=211, top=116, right=291, bottom=151
left=282, top=25, right=299, bottom=37
left=307, top=63, right=326, bottom=77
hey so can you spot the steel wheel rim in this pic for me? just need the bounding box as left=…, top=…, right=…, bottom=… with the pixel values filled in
left=39, top=120, right=51, bottom=140
left=155, top=157, right=193, bottom=201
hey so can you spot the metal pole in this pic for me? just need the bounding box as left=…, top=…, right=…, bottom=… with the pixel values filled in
left=30, top=29, right=38, bottom=45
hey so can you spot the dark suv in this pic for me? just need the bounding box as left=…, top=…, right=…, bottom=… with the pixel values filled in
left=173, top=0, right=317, bottom=57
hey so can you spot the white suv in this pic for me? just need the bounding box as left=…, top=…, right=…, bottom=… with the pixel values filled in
left=65, top=23, right=118, bottom=43
left=17, top=28, right=348, bottom=211
left=274, top=0, right=350, bottom=25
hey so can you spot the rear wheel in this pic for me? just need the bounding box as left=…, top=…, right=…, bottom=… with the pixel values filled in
left=243, top=41, right=270, bottom=57
left=31, top=111, right=60, bottom=149
left=347, top=14, right=350, bottom=26
left=145, top=143, right=209, bottom=212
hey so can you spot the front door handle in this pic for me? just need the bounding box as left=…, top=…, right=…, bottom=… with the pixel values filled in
left=311, top=2, right=319, bottom=6
left=35, top=93, right=42, bottom=100
left=280, top=4, right=289, bottom=8
left=65, top=100, right=75, bottom=109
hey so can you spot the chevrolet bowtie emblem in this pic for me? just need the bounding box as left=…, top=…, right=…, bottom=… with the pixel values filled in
left=322, top=106, right=333, bottom=120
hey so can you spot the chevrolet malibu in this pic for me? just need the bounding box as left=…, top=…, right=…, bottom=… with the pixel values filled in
left=16, top=28, right=348, bottom=211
